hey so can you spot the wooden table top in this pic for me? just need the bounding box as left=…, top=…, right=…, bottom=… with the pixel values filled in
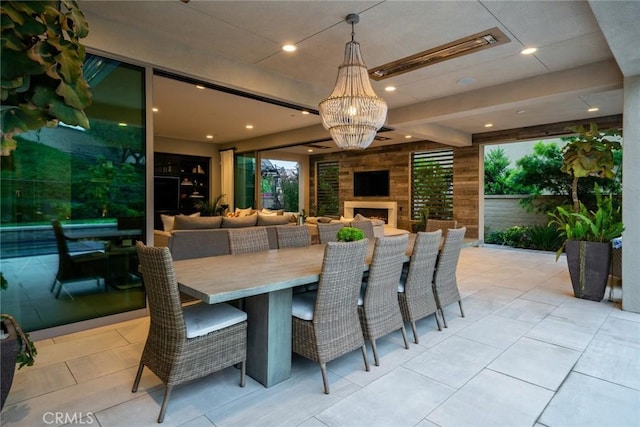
left=174, top=235, right=415, bottom=304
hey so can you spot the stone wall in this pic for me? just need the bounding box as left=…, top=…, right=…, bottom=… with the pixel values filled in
left=309, top=141, right=480, bottom=238
left=484, top=195, right=559, bottom=232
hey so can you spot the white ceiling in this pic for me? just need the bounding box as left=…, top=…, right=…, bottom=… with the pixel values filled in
left=80, top=0, right=639, bottom=154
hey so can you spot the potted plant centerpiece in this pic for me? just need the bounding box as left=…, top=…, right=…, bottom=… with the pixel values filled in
left=337, top=227, right=365, bottom=242
left=549, top=123, right=623, bottom=301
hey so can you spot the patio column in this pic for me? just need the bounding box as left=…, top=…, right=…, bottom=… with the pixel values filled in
left=622, top=75, right=640, bottom=313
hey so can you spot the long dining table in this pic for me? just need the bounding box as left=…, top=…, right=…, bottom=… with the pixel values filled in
left=172, top=235, right=415, bottom=388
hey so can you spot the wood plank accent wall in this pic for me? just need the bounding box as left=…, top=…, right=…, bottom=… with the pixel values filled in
left=310, top=141, right=480, bottom=238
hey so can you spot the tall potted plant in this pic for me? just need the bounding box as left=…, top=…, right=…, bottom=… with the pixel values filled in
left=549, top=123, right=623, bottom=301
left=1, top=274, right=37, bottom=410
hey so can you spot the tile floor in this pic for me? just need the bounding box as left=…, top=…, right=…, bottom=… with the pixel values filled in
left=2, top=245, right=639, bottom=427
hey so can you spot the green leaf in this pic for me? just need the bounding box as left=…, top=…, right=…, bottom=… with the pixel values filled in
left=48, top=96, right=89, bottom=128
left=55, top=78, right=91, bottom=110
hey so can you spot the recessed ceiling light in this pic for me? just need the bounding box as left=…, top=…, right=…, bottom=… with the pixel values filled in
left=521, top=47, right=537, bottom=55
left=206, top=135, right=213, bottom=139
left=456, top=77, right=476, bottom=85
left=484, top=123, right=494, bottom=128
left=301, top=110, right=310, bottom=115
left=196, top=85, right=205, bottom=89
left=245, top=125, right=254, bottom=129
left=404, top=135, right=412, bottom=139
left=307, top=148, right=314, bottom=153
left=516, top=109, right=526, bottom=114
left=152, top=107, right=159, bottom=112
left=385, top=86, right=396, bottom=92
left=282, top=44, right=296, bottom=52
left=588, top=107, right=599, bottom=112
left=118, top=122, right=127, bottom=127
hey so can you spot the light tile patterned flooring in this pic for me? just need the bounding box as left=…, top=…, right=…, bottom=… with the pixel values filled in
left=2, top=246, right=639, bottom=427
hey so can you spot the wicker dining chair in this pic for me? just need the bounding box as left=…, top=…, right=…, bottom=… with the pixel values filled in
left=358, top=234, right=409, bottom=366
left=317, top=222, right=344, bottom=244
left=397, top=230, right=442, bottom=343
left=351, top=220, right=376, bottom=240
left=432, top=226, right=467, bottom=328
left=50, top=219, right=109, bottom=298
left=291, top=238, right=370, bottom=394
left=276, top=225, right=311, bottom=249
left=425, top=219, right=457, bottom=233
left=133, top=242, right=247, bottom=423
left=228, top=226, right=270, bottom=254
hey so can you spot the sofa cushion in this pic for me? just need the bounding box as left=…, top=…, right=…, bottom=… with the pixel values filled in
left=174, top=215, right=222, bottom=230
left=257, top=213, right=290, bottom=226
left=161, top=212, right=200, bottom=232
left=222, top=214, right=258, bottom=228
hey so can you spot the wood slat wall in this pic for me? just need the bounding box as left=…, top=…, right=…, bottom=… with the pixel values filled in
left=310, top=141, right=480, bottom=238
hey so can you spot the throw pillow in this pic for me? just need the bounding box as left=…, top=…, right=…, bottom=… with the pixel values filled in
left=257, top=213, right=290, bottom=226
left=354, top=213, right=385, bottom=226
left=222, top=214, right=258, bottom=228
left=260, top=209, right=277, bottom=216
left=173, top=215, right=222, bottom=230
left=262, top=208, right=284, bottom=215
left=161, top=212, right=200, bottom=232
left=234, top=207, right=254, bottom=217
left=316, top=216, right=334, bottom=223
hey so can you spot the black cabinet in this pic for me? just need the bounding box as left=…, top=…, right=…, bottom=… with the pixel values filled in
left=154, top=153, right=210, bottom=216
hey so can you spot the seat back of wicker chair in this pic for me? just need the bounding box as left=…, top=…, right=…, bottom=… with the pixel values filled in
left=136, top=242, right=188, bottom=346
left=276, top=225, right=311, bottom=249
left=433, top=227, right=466, bottom=308
left=399, top=230, right=441, bottom=320
left=359, top=234, right=408, bottom=340
left=297, top=239, right=368, bottom=362
left=317, top=222, right=344, bottom=244
left=425, top=219, right=457, bottom=233
left=227, top=226, right=270, bottom=254
left=351, top=220, right=376, bottom=240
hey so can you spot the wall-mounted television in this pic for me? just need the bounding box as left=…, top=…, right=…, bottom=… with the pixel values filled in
left=154, top=176, right=180, bottom=211
left=353, top=170, right=390, bottom=197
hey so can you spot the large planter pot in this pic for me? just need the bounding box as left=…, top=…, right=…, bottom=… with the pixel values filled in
left=1, top=319, right=18, bottom=410
left=565, top=240, right=611, bottom=301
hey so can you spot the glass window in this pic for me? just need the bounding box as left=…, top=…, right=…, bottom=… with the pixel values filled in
left=0, top=54, right=146, bottom=332
left=260, top=158, right=299, bottom=212
left=234, top=153, right=256, bottom=209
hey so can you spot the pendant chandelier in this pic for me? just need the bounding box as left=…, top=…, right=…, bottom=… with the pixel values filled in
left=319, top=14, right=387, bottom=150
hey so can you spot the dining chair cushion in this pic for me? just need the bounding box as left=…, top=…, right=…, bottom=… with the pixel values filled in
left=397, top=264, right=409, bottom=293
left=358, top=283, right=367, bottom=306
left=291, top=291, right=317, bottom=320
left=183, top=302, right=247, bottom=339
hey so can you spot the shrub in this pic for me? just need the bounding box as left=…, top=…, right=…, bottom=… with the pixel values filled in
left=527, top=224, right=564, bottom=251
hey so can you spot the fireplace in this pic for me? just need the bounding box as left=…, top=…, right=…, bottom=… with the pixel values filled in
left=344, top=201, right=397, bottom=228
left=354, top=208, right=388, bottom=223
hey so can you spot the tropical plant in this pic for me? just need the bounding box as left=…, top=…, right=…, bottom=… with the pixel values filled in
left=560, top=123, right=622, bottom=212
left=336, top=226, right=365, bottom=242
left=549, top=184, right=624, bottom=258
left=1, top=0, right=92, bottom=155
left=412, top=206, right=429, bottom=233
left=1, top=273, right=37, bottom=369
left=194, top=193, right=227, bottom=216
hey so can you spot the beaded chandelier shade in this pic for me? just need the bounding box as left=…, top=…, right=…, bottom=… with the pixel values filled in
left=318, top=14, right=387, bottom=150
